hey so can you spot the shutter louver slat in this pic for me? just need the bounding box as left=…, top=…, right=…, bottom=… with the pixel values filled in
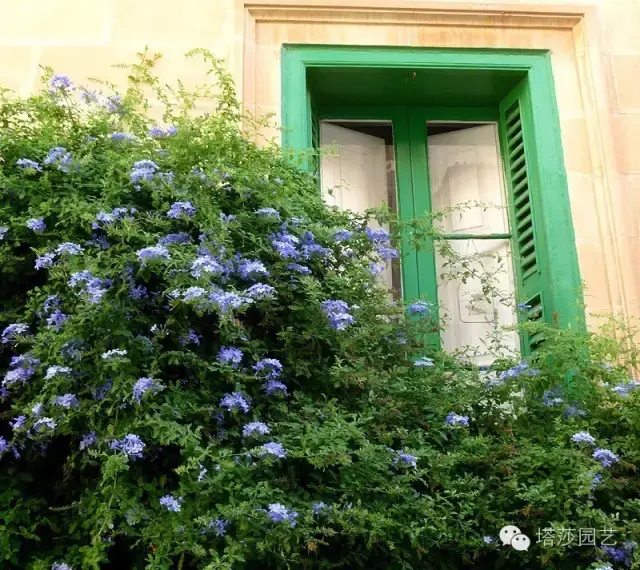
left=500, top=92, right=548, bottom=355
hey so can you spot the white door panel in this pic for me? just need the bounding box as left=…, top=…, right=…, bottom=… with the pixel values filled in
left=320, top=122, right=394, bottom=292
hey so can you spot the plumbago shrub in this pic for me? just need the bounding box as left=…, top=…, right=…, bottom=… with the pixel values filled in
left=0, top=51, right=639, bottom=570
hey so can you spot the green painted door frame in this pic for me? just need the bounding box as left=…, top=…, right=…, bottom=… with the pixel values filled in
left=281, top=45, right=585, bottom=335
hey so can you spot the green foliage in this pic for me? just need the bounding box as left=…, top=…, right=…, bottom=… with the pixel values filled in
left=0, top=50, right=638, bottom=570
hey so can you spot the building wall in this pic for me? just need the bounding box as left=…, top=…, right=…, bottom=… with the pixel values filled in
left=1, top=0, right=639, bottom=328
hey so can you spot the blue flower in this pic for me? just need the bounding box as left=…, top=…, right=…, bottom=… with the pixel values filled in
left=159, top=494, right=183, bottom=512
left=365, top=227, right=391, bottom=244
left=260, top=442, right=287, bottom=459
left=111, top=434, right=145, bottom=459
left=26, top=217, right=46, bottom=231
left=0, top=437, right=10, bottom=456
left=542, top=386, right=564, bottom=407
left=255, top=207, right=280, bottom=219
left=483, top=536, right=495, bottom=544
left=220, top=392, right=251, bottom=413
left=92, top=380, right=112, bottom=401
left=312, top=502, right=330, bottom=515
left=33, top=417, right=57, bottom=432
left=0, top=226, right=8, bottom=240
left=35, top=252, right=56, bottom=270
left=43, top=147, right=73, bottom=173
left=244, top=283, right=276, bottom=300
left=148, top=125, right=177, bottom=138
left=333, top=229, right=352, bottom=242
left=217, top=346, right=243, bottom=368
left=182, top=286, right=208, bottom=302
left=110, top=132, right=137, bottom=142
left=253, top=358, right=282, bottom=380
left=408, top=301, right=431, bottom=316
left=79, top=431, right=97, bottom=450
left=611, top=381, right=639, bottom=396
left=46, top=310, right=69, bottom=331
left=17, top=158, right=42, bottom=172
left=133, top=377, right=159, bottom=404
left=321, top=300, right=355, bottom=330
left=209, top=290, right=253, bottom=313
left=101, top=349, right=127, bottom=360
left=564, top=404, right=587, bottom=418
left=592, top=448, right=619, bottom=468
left=572, top=432, right=596, bottom=446
left=167, top=201, right=196, bottom=218
left=1, top=323, right=29, bottom=343
left=207, top=518, right=229, bottom=536
left=242, top=422, right=270, bottom=437
left=54, top=394, right=79, bottom=408
left=286, top=263, right=311, bottom=275
left=220, top=213, right=235, bottom=224
left=94, top=207, right=133, bottom=227
left=191, top=255, right=225, bottom=278
left=137, top=245, right=170, bottom=263
left=45, top=365, right=72, bottom=380
left=10, top=415, right=27, bottom=430
left=158, top=232, right=190, bottom=246
left=263, top=379, right=288, bottom=396
left=179, top=329, right=201, bottom=346
left=51, top=562, right=73, bottom=570
left=49, top=74, right=73, bottom=92
left=130, top=160, right=159, bottom=184
left=104, top=95, right=123, bottom=113
left=445, top=412, right=469, bottom=427
left=499, top=360, right=539, bottom=380
left=237, top=259, right=269, bottom=280
left=376, top=246, right=399, bottom=260
left=267, top=503, right=298, bottom=526
left=392, top=450, right=418, bottom=468
left=56, top=242, right=84, bottom=255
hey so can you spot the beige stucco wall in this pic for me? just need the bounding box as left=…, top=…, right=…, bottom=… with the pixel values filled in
left=1, top=0, right=639, bottom=328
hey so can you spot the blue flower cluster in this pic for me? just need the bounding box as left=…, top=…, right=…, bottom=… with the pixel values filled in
left=68, top=271, right=111, bottom=304
left=220, top=392, right=251, bottom=414
left=266, top=503, right=298, bottom=526
left=159, top=494, right=183, bottom=512
left=242, top=421, right=270, bottom=437
left=592, top=448, right=619, bottom=468
left=17, top=159, right=42, bottom=172
left=43, top=146, right=73, bottom=173
left=321, top=300, right=355, bottom=330
left=217, top=346, right=243, bottom=368
left=445, top=412, right=470, bottom=427
left=408, top=301, right=431, bottom=316
left=3, top=354, right=39, bottom=387
left=149, top=125, right=177, bottom=138
left=571, top=431, right=596, bottom=446
left=111, top=434, right=145, bottom=459
left=26, top=217, right=46, bottom=232
left=137, top=245, right=170, bottom=264
left=133, top=377, right=160, bottom=404
left=1, top=323, right=29, bottom=344
left=54, top=394, right=79, bottom=408
left=166, top=201, right=196, bottom=218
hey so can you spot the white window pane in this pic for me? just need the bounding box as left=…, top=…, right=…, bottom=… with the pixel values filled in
left=320, top=121, right=401, bottom=298
left=427, top=123, right=509, bottom=235
left=436, top=239, right=519, bottom=365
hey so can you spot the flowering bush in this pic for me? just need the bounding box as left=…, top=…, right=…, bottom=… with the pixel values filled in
left=0, top=50, right=639, bottom=570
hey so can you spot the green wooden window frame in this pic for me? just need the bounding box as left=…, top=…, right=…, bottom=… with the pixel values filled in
left=281, top=45, right=585, bottom=352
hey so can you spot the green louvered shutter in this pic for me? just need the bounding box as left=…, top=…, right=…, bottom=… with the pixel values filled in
left=499, top=81, right=550, bottom=354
